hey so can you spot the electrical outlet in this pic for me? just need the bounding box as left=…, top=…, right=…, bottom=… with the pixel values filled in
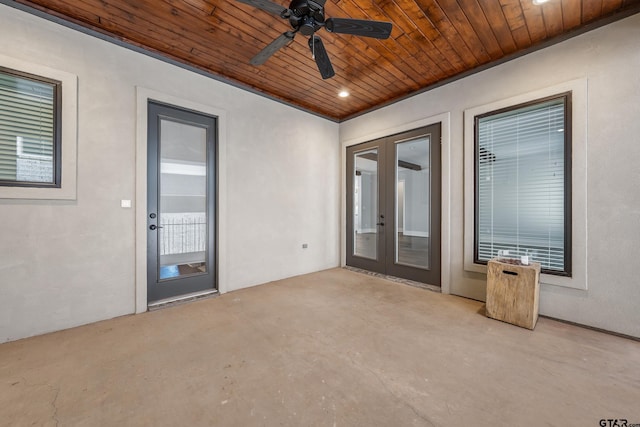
left=302, top=243, right=308, bottom=249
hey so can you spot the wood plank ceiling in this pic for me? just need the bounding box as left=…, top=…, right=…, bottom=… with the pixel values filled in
left=10, top=0, right=640, bottom=121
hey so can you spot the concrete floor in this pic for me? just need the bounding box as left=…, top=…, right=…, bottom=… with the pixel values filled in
left=1, top=268, right=639, bottom=426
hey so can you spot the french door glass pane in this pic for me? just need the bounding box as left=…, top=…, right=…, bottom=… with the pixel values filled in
left=158, top=118, right=208, bottom=280
left=353, top=149, right=378, bottom=260
left=395, top=137, right=430, bottom=269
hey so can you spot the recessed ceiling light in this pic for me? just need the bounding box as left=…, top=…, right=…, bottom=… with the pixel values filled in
left=532, top=0, right=550, bottom=4
left=338, top=91, right=350, bottom=98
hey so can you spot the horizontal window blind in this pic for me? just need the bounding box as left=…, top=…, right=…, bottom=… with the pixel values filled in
left=0, top=70, right=56, bottom=185
left=476, top=96, right=569, bottom=274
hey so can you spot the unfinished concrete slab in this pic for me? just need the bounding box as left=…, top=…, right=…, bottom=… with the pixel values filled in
left=1, top=268, right=638, bottom=426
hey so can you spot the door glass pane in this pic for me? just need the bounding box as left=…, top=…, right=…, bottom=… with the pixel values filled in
left=353, top=149, right=378, bottom=260
left=158, top=118, right=208, bottom=280
left=396, top=137, right=430, bottom=269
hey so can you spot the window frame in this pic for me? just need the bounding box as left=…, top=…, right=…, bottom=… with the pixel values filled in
left=463, top=80, right=587, bottom=291
left=0, top=54, right=77, bottom=201
left=472, top=92, right=573, bottom=277
left=0, top=66, right=62, bottom=188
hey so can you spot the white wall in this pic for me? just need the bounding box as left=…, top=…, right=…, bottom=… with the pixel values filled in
left=340, top=14, right=640, bottom=338
left=0, top=4, right=340, bottom=342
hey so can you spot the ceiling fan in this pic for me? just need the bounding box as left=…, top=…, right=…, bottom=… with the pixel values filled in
left=235, top=0, right=393, bottom=79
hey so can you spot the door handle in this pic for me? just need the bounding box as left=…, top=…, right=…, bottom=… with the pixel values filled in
left=149, top=224, right=164, bottom=230
left=376, top=222, right=385, bottom=226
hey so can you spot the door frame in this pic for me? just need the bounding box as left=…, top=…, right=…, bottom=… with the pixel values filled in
left=135, top=87, right=229, bottom=313
left=341, top=113, right=452, bottom=294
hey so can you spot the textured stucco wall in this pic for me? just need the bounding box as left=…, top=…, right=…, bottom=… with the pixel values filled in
left=341, top=14, right=640, bottom=338
left=0, top=4, right=340, bottom=342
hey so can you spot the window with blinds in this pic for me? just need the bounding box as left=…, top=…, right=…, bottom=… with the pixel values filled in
left=474, top=93, right=571, bottom=276
left=0, top=67, right=60, bottom=187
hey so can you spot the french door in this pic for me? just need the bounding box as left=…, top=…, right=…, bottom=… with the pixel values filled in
left=346, top=124, right=441, bottom=285
left=147, top=101, right=217, bottom=303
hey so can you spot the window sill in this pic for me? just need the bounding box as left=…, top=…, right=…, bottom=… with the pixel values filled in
left=464, top=260, right=585, bottom=290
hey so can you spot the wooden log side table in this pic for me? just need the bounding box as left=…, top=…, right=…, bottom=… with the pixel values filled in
left=486, top=259, right=541, bottom=330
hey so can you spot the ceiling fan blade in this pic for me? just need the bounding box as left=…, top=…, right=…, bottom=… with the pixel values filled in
left=250, top=32, right=295, bottom=66
left=235, top=0, right=288, bottom=17
left=325, top=18, right=392, bottom=39
left=308, top=36, right=335, bottom=80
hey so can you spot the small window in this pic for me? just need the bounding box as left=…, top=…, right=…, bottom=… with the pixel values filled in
left=474, top=93, right=571, bottom=276
left=0, top=66, right=61, bottom=187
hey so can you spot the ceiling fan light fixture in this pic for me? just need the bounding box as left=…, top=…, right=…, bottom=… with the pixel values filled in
left=338, top=90, right=350, bottom=98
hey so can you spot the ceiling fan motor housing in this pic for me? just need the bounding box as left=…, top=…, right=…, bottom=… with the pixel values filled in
left=288, top=0, right=325, bottom=35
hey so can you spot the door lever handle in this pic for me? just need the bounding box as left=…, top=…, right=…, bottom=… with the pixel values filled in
left=376, top=222, right=385, bottom=226
left=149, top=224, right=164, bottom=230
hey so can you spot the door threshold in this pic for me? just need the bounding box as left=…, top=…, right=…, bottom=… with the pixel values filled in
left=344, top=266, right=441, bottom=293
left=148, top=289, right=219, bottom=311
